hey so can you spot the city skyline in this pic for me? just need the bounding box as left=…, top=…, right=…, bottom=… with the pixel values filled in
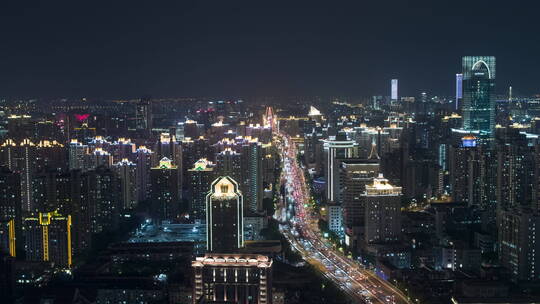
left=2, top=2, right=540, bottom=304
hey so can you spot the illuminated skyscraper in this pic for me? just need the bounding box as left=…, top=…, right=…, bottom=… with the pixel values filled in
left=341, top=158, right=380, bottom=246
left=206, top=176, right=244, bottom=253
left=195, top=176, right=272, bottom=303
left=455, top=73, right=463, bottom=110
left=24, top=211, right=72, bottom=268
left=462, top=56, right=496, bottom=136
left=391, top=79, right=398, bottom=101
left=322, top=133, right=358, bottom=203
left=242, top=139, right=263, bottom=213
left=363, top=174, right=402, bottom=244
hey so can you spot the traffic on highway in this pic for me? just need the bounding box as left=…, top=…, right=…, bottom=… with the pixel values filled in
left=274, top=131, right=411, bottom=304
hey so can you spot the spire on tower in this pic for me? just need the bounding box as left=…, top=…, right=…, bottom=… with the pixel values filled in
left=368, top=137, right=380, bottom=160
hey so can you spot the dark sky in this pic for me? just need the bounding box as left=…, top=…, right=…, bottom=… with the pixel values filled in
left=0, top=1, right=539, bottom=99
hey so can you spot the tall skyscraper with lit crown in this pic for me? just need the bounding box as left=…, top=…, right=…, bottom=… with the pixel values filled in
left=206, top=176, right=244, bottom=253
left=363, top=173, right=402, bottom=244
left=462, top=56, right=496, bottom=136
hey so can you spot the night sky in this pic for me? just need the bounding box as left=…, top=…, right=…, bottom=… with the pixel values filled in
left=0, top=1, right=538, bottom=99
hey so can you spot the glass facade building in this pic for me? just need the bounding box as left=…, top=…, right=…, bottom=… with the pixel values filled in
left=455, top=73, right=463, bottom=110
left=391, top=79, right=398, bottom=101
left=462, top=56, right=496, bottom=136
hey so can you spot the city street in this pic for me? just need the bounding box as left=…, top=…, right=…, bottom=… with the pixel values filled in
left=274, top=132, right=412, bottom=304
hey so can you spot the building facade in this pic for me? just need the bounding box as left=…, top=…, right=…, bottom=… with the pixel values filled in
left=462, top=56, right=496, bottom=136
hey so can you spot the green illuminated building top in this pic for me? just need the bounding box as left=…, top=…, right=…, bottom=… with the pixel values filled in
left=462, top=56, right=496, bottom=137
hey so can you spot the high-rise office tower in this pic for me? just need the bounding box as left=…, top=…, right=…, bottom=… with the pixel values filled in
left=455, top=73, right=463, bottom=111
left=68, top=139, right=88, bottom=171
left=391, top=79, right=398, bottom=101
left=24, top=211, right=72, bottom=268
left=206, top=176, right=244, bottom=253
left=0, top=167, right=21, bottom=257
left=341, top=159, right=380, bottom=237
left=187, top=159, right=215, bottom=220
left=498, top=208, right=540, bottom=282
left=150, top=157, right=180, bottom=223
left=363, top=174, right=402, bottom=244
left=112, top=158, right=138, bottom=211
left=323, top=132, right=358, bottom=203
left=135, top=146, right=155, bottom=201
left=241, top=139, right=264, bottom=213
left=462, top=56, right=496, bottom=136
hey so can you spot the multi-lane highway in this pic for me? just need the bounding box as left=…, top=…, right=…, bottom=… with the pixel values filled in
left=274, top=132, right=411, bottom=304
